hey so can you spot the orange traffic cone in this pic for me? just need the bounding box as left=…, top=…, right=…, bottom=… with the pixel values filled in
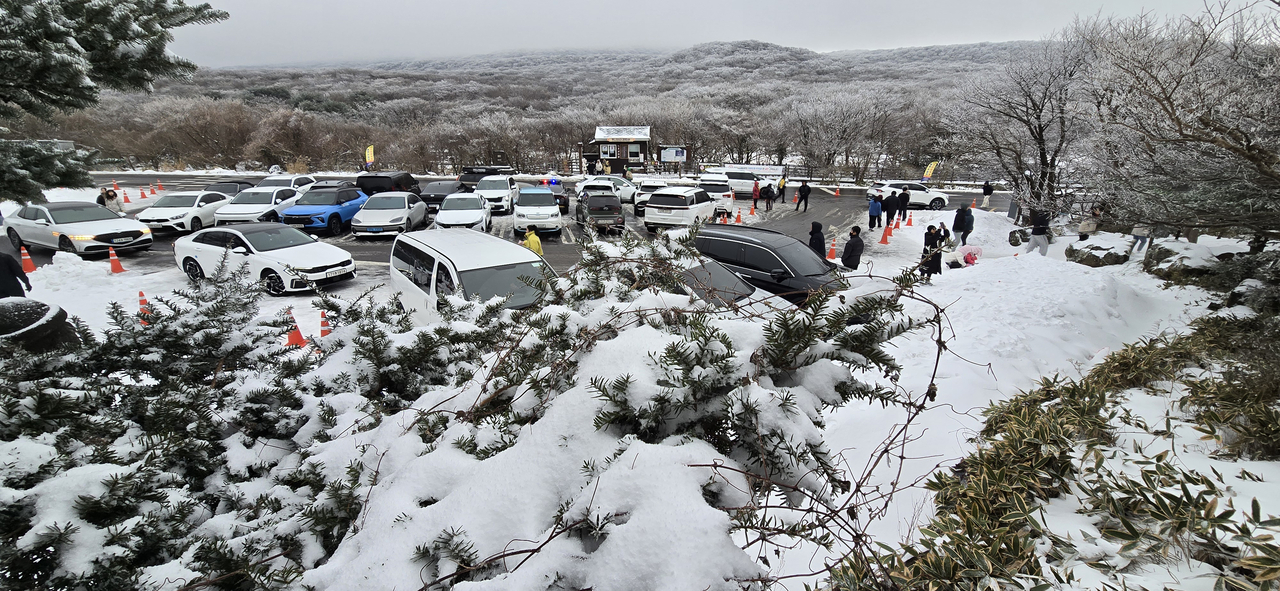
left=793, top=191, right=798, bottom=203
left=971, top=198, right=977, bottom=208
left=827, top=238, right=837, bottom=260
left=834, top=186, right=841, bottom=197
left=886, top=223, right=894, bottom=237
left=112, top=179, right=120, bottom=191
left=734, top=209, right=742, bottom=224
left=878, top=227, right=891, bottom=245
left=286, top=309, right=306, bottom=347
left=749, top=203, right=755, bottom=216
left=719, top=213, right=727, bottom=224
left=149, top=184, right=156, bottom=196
left=894, top=218, right=901, bottom=230
left=107, top=247, right=126, bottom=273
left=139, top=187, right=147, bottom=199
left=319, top=311, right=332, bottom=337
left=138, top=291, right=151, bottom=326
left=121, top=189, right=131, bottom=204
left=20, top=246, right=36, bottom=273
left=156, top=180, right=165, bottom=191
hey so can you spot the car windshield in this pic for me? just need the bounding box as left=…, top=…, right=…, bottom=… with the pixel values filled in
left=588, top=196, right=619, bottom=211
left=518, top=192, right=556, bottom=207
left=48, top=205, right=122, bottom=224
left=256, top=178, right=291, bottom=187
left=641, top=184, right=666, bottom=191
left=459, top=261, right=545, bottom=309
left=776, top=241, right=835, bottom=277
left=647, top=194, right=689, bottom=207
left=476, top=179, right=509, bottom=191
left=363, top=195, right=406, bottom=210
left=231, top=190, right=275, bottom=205
left=680, top=260, right=754, bottom=306
left=441, top=196, right=484, bottom=210
left=699, top=183, right=732, bottom=194
left=153, top=195, right=199, bottom=208
left=297, top=191, right=338, bottom=206
left=425, top=182, right=462, bottom=194
left=241, top=226, right=315, bottom=252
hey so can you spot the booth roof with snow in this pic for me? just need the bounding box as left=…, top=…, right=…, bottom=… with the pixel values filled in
left=587, top=126, right=650, bottom=173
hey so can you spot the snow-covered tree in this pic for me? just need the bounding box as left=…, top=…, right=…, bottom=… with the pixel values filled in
left=0, top=0, right=227, bottom=202
left=945, top=34, right=1093, bottom=216
left=1080, top=3, right=1280, bottom=248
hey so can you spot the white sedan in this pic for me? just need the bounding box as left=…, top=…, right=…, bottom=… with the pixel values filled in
left=214, top=187, right=301, bottom=225
left=431, top=194, right=492, bottom=231
left=135, top=191, right=230, bottom=232
left=4, top=202, right=153, bottom=254
left=173, top=223, right=356, bottom=296
left=351, top=191, right=428, bottom=237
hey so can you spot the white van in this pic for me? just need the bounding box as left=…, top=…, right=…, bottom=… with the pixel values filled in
left=474, top=175, right=519, bottom=213
left=390, top=229, right=549, bottom=325
left=642, top=187, right=718, bottom=233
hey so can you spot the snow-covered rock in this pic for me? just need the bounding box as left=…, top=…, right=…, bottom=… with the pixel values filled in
left=1143, top=239, right=1219, bottom=279
left=0, top=298, right=73, bottom=352
left=1065, top=233, right=1131, bottom=267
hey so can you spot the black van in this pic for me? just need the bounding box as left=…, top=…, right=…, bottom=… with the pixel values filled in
left=357, top=171, right=421, bottom=196
left=458, top=165, right=517, bottom=187
left=693, top=225, right=847, bottom=305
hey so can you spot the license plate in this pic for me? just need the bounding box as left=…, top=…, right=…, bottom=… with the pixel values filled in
left=366, top=227, right=382, bottom=232
left=325, top=269, right=346, bottom=278
left=290, top=223, right=306, bottom=229
left=147, top=223, right=162, bottom=229
left=112, top=237, right=131, bottom=244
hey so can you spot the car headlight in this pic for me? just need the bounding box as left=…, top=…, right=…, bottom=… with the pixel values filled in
left=256, top=212, right=273, bottom=221
left=169, top=213, right=188, bottom=220
left=469, top=220, right=484, bottom=228
left=352, top=217, right=363, bottom=224
left=389, top=216, right=404, bottom=224
left=62, top=234, right=96, bottom=241
left=516, top=213, right=526, bottom=218
left=140, top=228, right=152, bottom=234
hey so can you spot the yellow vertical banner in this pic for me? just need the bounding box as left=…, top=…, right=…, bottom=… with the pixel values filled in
left=922, top=161, right=938, bottom=181
left=365, top=145, right=375, bottom=165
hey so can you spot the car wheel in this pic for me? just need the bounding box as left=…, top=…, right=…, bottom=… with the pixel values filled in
left=327, top=215, right=343, bottom=235
left=645, top=225, right=656, bottom=233
left=7, top=228, right=23, bottom=250
left=929, top=198, right=946, bottom=210
left=190, top=217, right=203, bottom=232
left=262, top=270, right=287, bottom=297
left=183, top=258, right=204, bottom=282
left=58, top=236, right=76, bottom=253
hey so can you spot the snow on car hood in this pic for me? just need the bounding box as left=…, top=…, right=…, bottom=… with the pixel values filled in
left=263, top=241, right=351, bottom=269
left=475, top=190, right=509, bottom=199
left=216, top=203, right=271, bottom=216
left=57, top=217, right=150, bottom=234
left=434, top=209, right=485, bottom=225
left=353, top=209, right=407, bottom=224
left=137, top=206, right=191, bottom=219
left=517, top=205, right=560, bottom=216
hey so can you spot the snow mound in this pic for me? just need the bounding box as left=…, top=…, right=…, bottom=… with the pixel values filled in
left=1065, top=232, right=1131, bottom=267
left=906, top=208, right=1021, bottom=258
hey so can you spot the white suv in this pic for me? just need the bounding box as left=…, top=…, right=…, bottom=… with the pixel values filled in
left=698, top=174, right=736, bottom=216
left=475, top=175, right=519, bottom=214
left=513, top=188, right=564, bottom=234
left=866, top=181, right=950, bottom=210
left=390, top=229, right=549, bottom=325
left=214, top=187, right=301, bottom=225
left=721, top=170, right=762, bottom=196
left=581, top=175, right=638, bottom=203
left=256, top=174, right=316, bottom=193
left=634, top=180, right=668, bottom=216
left=643, top=187, right=718, bottom=233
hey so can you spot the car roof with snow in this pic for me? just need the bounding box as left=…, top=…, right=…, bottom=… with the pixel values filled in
left=700, top=173, right=730, bottom=182
left=399, top=229, right=544, bottom=272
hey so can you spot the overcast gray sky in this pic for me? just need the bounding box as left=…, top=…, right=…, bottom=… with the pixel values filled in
left=171, top=0, right=1211, bottom=67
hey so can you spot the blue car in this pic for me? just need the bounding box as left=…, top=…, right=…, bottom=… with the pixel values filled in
left=281, top=186, right=368, bottom=235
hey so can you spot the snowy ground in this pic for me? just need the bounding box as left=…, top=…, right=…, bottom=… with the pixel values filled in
left=11, top=186, right=1261, bottom=589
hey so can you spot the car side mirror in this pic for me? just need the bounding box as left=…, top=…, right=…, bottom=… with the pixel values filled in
left=309, top=234, right=319, bottom=241
left=35, top=219, right=49, bottom=225
left=117, top=211, right=128, bottom=218
left=769, top=269, right=789, bottom=282
left=231, top=246, right=249, bottom=255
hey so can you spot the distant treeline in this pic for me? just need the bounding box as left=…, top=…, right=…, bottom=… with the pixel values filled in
left=10, top=40, right=1036, bottom=179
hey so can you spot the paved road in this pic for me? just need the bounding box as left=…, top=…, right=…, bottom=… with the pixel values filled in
left=3, top=174, right=1015, bottom=281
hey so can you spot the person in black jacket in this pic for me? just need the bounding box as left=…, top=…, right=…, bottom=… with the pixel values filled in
left=953, top=203, right=975, bottom=246
left=898, top=188, right=912, bottom=221
left=842, top=226, right=865, bottom=270
left=921, top=225, right=943, bottom=283
left=981, top=181, right=994, bottom=208
left=883, top=192, right=899, bottom=225
left=795, top=181, right=812, bottom=212
left=808, top=221, right=825, bottom=256
left=1025, top=209, right=1052, bottom=256
left=1, top=252, right=33, bottom=298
